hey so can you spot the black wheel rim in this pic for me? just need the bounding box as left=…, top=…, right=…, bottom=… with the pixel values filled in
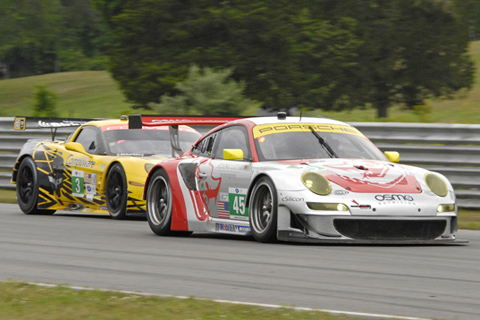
left=18, top=165, right=34, bottom=204
left=107, top=171, right=123, bottom=210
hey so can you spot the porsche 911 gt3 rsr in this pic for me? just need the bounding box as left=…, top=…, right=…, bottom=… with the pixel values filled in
left=142, top=113, right=465, bottom=244
left=11, top=115, right=201, bottom=218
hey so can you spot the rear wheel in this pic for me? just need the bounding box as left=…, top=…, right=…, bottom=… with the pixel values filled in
left=146, top=169, right=174, bottom=236
left=16, top=157, right=55, bottom=215
left=249, top=176, right=278, bottom=243
left=106, top=163, right=128, bottom=219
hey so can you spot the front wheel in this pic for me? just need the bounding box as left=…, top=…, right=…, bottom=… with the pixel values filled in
left=16, top=157, right=55, bottom=215
left=249, top=176, right=278, bottom=243
left=106, top=163, right=128, bottom=219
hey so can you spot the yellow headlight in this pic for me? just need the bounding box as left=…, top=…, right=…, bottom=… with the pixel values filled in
left=437, top=204, right=456, bottom=213
left=425, top=173, right=448, bottom=197
left=307, top=203, right=348, bottom=211
left=302, top=172, right=332, bottom=195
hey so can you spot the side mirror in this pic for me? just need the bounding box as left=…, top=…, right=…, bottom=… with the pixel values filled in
left=65, top=142, right=90, bottom=156
left=223, top=149, right=244, bottom=160
left=384, top=151, right=400, bottom=163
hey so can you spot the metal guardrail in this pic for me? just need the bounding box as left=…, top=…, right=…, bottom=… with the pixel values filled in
left=1, top=117, right=479, bottom=209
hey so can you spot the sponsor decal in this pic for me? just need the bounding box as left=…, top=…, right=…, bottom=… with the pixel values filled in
left=253, top=123, right=363, bottom=138
left=281, top=196, right=304, bottom=202
left=38, top=120, right=85, bottom=128
left=85, top=184, right=96, bottom=195
left=375, top=194, right=414, bottom=201
left=215, top=223, right=251, bottom=233
left=66, top=154, right=96, bottom=169
left=84, top=173, right=97, bottom=185
left=351, top=199, right=371, bottom=209
left=236, top=225, right=251, bottom=233
left=229, top=187, right=249, bottom=220
left=216, top=162, right=248, bottom=171
left=72, top=170, right=84, bottom=197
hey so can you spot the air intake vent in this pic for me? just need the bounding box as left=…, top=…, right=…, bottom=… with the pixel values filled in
left=333, top=219, right=446, bottom=241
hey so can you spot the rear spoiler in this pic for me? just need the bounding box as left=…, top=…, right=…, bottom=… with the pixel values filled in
left=128, top=114, right=242, bottom=156
left=128, top=114, right=241, bottom=129
left=14, top=116, right=94, bottom=140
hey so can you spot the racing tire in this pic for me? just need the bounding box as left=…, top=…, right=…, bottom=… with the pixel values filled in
left=16, top=157, right=55, bottom=215
left=146, top=169, right=175, bottom=236
left=249, top=176, right=278, bottom=243
left=106, top=163, right=128, bottom=219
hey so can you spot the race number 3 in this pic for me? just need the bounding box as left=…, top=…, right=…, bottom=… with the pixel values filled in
left=229, top=188, right=248, bottom=220
left=72, top=170, right=84, bottom=197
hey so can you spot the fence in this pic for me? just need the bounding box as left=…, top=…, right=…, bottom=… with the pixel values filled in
left=1, top=117, right=479, bottom=209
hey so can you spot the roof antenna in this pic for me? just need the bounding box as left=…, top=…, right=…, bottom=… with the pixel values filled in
left=299, top=107, right=303, bottom=122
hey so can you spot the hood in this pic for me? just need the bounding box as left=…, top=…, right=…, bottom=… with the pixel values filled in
left=304, top=159, right=423, bottom=193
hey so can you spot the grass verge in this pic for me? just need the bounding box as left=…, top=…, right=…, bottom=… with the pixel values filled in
left=0, top=281, right=383, bottom=320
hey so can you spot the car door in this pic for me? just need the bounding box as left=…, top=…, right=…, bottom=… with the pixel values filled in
left=58, top=125, right=106, bottom=205
left=195, top=125, right=253, bottom=220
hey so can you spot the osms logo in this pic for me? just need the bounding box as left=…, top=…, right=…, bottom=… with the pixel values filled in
left=375, top=194, right=414, bottom=201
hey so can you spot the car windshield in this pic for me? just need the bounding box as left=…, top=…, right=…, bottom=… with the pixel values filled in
left=254, top=127, right=387, bottom=161
left=103, top=128, right=200, bottom=157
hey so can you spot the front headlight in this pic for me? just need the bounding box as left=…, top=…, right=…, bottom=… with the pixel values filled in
left=437, top=204, right=456, bottom=213
left=425, top=173, right=448, bottom=197
left=302, top=172, right=332, bottom=195
left=307, top=202, right=348, bottom=211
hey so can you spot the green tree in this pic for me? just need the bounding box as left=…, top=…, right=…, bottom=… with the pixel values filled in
left=156, top=65, right=262, bottom=115
left=0, top=0, right=109, bottom=78
left=33, top=85, right=59, bottom=117
left=95, top=0, right=474, bottom=118
left=452, top=0, right=480, bottom=40
left=0, top=0, right=62, bottom=78
left=355, top=0, right=474, bottom=117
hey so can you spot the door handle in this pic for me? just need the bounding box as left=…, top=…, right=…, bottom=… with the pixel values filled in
left=198, top=172, right=207, bottom=178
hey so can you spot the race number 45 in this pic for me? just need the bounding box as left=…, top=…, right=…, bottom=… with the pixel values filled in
left=229, top=188, right=248, bottom=220
left=72, top=170, right=84, bottom=197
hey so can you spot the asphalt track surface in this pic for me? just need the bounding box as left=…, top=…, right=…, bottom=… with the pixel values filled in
left=1, top=203, right=479, bottom=320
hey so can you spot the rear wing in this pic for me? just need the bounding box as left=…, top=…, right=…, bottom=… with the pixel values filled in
left=129, top=114, right=241, bottom=129
left=128, top=114, right=242, bottom=156
left=14, top=116, right=93, bottom=140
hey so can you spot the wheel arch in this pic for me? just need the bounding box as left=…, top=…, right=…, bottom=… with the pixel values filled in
left=143, top=164, right=168, bottom=201
left=12, top=153, right=34, bottom=183
left=99, top=160, right=123, bottom=194
left=246, top=173, right=276, bottom=209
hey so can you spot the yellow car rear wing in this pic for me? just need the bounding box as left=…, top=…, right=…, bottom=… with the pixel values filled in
left=13, top=116, right=94, bottom=140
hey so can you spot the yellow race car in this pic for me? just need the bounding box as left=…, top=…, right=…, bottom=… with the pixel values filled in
left=11, top=115, right=201, bottom=219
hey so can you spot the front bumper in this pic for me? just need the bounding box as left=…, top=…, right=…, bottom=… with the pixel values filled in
left=276, top=206, right=468, bottom=244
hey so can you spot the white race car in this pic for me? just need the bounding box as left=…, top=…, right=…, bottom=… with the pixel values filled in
left=143, top=113, right=466, bottom=244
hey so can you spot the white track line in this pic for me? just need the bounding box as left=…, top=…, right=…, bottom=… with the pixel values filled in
left=25, top=282, right=431, bottom=320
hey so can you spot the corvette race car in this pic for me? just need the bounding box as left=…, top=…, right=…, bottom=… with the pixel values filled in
left=11, top=115, right=202, bottom=218
left=142, top=113, right=464, bottom=244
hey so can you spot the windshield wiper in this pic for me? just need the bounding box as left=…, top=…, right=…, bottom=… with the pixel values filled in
left=308, top=126, right=337, bottom=158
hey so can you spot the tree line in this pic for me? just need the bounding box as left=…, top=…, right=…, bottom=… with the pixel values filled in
left=1, top=0, right=479, bottom=117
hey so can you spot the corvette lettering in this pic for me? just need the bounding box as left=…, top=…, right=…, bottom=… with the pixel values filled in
left=375, top=194, right=414, bottom=201
left=66, top=155, right=96, bottom=168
